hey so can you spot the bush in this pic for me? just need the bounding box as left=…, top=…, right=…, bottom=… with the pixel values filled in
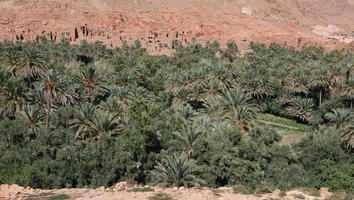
left=295, top=126, right=353, bottom=191
left=316, top=160, right=354, bottom=192
left=12, top=165, right=49, bottom=189
left=0, top=119, right=156, bottom=189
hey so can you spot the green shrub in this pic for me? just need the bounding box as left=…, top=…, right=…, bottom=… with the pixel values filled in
left=295, top=126, right=353, bottom=191
left=12, top=165, right=49, bottom=189
left=316, top=160, right=354, bottom=192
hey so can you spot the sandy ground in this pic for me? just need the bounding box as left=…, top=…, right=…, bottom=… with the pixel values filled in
left=0, top=182, right=334, bottom=200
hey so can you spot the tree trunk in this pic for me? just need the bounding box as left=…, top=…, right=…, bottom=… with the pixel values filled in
left=45, top=94, right=52, bottom=131
left=319, top=90, right=322, bottom=106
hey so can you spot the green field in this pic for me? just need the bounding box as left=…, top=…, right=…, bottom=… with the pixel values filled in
left=256, top=113, right=310, bottom=144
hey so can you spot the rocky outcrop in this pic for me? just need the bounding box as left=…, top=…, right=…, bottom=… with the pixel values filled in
left=0, top=0, right=353, bottom=54
left=0, top=184, right=53, bottom=200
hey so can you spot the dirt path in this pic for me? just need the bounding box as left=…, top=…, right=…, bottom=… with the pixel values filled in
left=0, top=183, right=334, bottom=200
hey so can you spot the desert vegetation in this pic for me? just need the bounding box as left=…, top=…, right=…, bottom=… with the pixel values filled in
left=0, top=38, right=353, bottom=192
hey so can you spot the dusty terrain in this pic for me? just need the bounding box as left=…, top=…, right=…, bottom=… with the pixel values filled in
left=0, top=0, right=353, bottom=54
left=0, top=182, right=336, bottom=200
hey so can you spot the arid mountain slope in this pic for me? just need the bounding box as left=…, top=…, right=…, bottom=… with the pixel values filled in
left=0, top=0, right=353, bottom=53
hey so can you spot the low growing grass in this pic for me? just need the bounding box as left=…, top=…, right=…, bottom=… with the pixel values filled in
left=29, top=194, right=70, bottom=200
left=49, top=195, right=71, bottom=200
left=255, top=185, right=272, bottom=194
left=291, top=193, right=305, bottom=199
left=301, top=187, right=321, bottom=197
left=279, top=191, right=287, bottom=197
left=127, top=187, right=154, bottom=192
left=212, top=189, right=222, bottom=197
left=232, top=184, right=252, bottom=194
left=148, top=193, right=174, bottom=200
left=257, top=113, right=310, bottom=132
left=327, top=191, right=352, bottom=200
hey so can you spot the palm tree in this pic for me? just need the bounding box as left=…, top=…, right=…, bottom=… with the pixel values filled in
left=88, top=112, right=118, bottom=141
left=327, top=62, right=346, bottom=95
left=220, top=40, right=239, bottom=62
left=173, top=125, right=201, bottom=158
left=232, top=105, right=256, bottom=134
left=273, top=66, right=289, bottom=96
left=286, top=97, right=314, bottom=122
left=151, top=153, right=203, bottom=187
left=241, top=67, right=273, bottom=101
left=325, top=108, right=351, bottom=129
left=0, top=78, right=27, bottom=117
left=70, top=103, right=96, bottom=140
left=98, top=97, right=122, bottom=117
left=1, top=49, right=21, bottom=76
left=0, top=70, right=8, bottom=90
left=78, top=66, right=109, bottom=103
left=324, top=108, right=353, bottom=149
left=17, top=48, right=47, bottom=79
left=286, top=69, right=310, bottom=95
left=28, top=87, right=47, bottom=111
left=20, top=105, right=44, bottom=134
left=342, top=122, right=354, bottom=149
left=309, top=66, right=328, bottom=106
left=340, top=77, right=354, bottom=109
left=175, top=105, right=196, bottom=122
left=128, top=86, right=149, bottom=101
left=39, top=69, right=75, bottom=130
left=206, top=87, right=257, bottom=133
left=221, top=87, right=252, bottom=107
left=194, top=115, right=213, bottom=132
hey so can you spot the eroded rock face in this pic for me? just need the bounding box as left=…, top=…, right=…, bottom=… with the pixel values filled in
left=0, top=0, right=353, bottom=54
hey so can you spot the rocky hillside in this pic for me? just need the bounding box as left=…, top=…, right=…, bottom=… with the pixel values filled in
left=0, top=0, right=353, bottom=53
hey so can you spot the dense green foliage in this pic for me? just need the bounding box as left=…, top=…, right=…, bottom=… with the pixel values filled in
left=0, top=39, right=353, bottom=192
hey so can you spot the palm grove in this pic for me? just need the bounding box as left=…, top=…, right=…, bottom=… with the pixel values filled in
left=0, top=38, right=353, bottom=192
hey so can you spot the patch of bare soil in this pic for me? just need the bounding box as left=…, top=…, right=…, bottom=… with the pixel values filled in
left=277, top=130, right=306, bottom=145
left=0, top=183, right=334, bottom=200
